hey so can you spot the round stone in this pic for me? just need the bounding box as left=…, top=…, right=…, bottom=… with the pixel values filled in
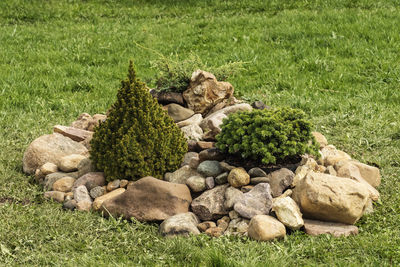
left=186, top=176, right=206, bottom=192
left=197, top=160, right=222, bottom=177
left=228, top=167, right=250, bottom=188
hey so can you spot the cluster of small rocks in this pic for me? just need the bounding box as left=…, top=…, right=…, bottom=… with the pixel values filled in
left=22, top=70, right=381, bottom=241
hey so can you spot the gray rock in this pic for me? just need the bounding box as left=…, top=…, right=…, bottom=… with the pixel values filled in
left=215, top=172, right=229, bottom=185
left=181, top=124, right=203, bottom=141
left=251, top=100, right=269, bottom=110
left=186, top=176, right=206, bottom=192
left=224, top=186, right=243, bottom=210
left=234, top=183, right=273, bottom=219
left=73, top=185, right=92, bottom=203
left=191, top=184, right=229, bottom=221
left=198, top=148, right=224, bottom=162
left=90, top=186, right=106, bottom=199
left=197, top=160, right=223, bottom=177
left=248, top=167, right=267, bottom=178
left=205, top=177, right=215, bottom=189
left=165, top=103, right=195, bottom=122
left=181, top=152, right=199, bottom=167
left=63, top=199, right=77, bottom=210
left=250, top=177, right=270, bottom=185
left=72, top=172, right=105, bottom=191
left=164, top=165, right=202, bottom=184
left=268, top=168, right=294, bottom=197
left=159, top=212, right=200, bottom=237
left=77, top=157, right=95, bottom=178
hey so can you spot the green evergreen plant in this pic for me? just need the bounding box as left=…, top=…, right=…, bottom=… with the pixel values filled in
left=90, top=61, right=188, bottom=181
left=216, top=108, right=320, bottom=165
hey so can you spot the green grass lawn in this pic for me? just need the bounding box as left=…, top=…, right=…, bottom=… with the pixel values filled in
left=1, top=0, right=400, bottom=265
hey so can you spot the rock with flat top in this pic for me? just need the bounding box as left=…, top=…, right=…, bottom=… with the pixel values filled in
left=303, top=219, right=359, bottom=237
left=54, top=125, right=93, bottom=142
left=101, top=177, right=192, bottom=222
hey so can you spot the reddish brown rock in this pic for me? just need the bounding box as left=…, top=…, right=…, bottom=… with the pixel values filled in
left=303, top=219, right=359, bottom=237
left=101, top=177, right=192, bottom=222
left=54, top=125, right=93, bottom=142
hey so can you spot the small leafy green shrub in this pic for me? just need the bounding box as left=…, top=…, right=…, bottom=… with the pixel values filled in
left=216, top=108, right=320, bottom=165
left=151, top=53, right=247, bottom=92
left=90, top=61, right=187, bottom=181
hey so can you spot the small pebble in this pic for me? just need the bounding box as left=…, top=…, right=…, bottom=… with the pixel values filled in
left=107, top=179, right=120, bottom=192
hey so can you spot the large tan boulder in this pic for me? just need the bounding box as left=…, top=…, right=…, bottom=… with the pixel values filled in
left=247, top=215, right=286, bottom=241
left=23, top=133, right=88, bottom=174
left=101, top=177, right=192, bottom=222
left=183, top=70, right=234, bottom=116
left=292, top=172, right=370, bottom=224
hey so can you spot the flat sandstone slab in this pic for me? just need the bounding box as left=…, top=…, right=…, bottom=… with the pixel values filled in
left=303, top=219, right=359, bottom=237
left=54, top=125, right=93, bottom=142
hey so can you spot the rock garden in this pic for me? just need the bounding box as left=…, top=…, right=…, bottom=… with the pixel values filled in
left=22, top=62, right=381, bottom=241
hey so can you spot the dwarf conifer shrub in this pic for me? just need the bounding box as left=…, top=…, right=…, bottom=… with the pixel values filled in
left=216, top=108, right=319, bottom=165
left=90, top=61, right=187, bottom=181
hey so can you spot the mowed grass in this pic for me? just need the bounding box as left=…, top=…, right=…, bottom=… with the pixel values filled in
left=1, top=0, right=400, bottom=265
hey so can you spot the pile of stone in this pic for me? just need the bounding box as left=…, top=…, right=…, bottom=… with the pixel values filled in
left=22, top=70, right=381, bottom=241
